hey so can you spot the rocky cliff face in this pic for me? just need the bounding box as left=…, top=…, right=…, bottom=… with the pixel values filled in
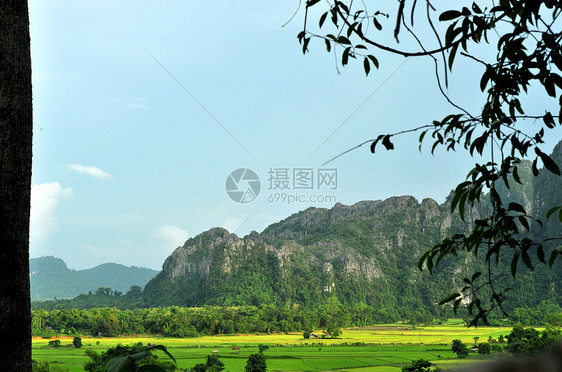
left=534, top=141, right=562, bottom=242
left=142, top=142, right=562, bottom=315
left=142, top=195, right=482, bottom=312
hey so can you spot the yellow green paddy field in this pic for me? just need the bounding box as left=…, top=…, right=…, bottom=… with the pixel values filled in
left=33, top=320, right=513, bottom=371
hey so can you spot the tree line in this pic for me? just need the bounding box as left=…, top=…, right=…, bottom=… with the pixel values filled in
left=32, top=301, right=562, bottom=338
left=451, top=325, right=561, bottom=358
left=32, top=302, right=386, bottom=338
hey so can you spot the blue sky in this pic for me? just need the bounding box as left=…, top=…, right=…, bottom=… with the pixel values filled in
left=28, top=1, right=562, bottom=270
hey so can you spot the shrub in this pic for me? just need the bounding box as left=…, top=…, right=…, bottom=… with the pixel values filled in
left=451, top=339, right=468, bottom=358
left=32, top=360, right=68, bottom=372
left=326, top=324, right=342, bottom=338
left=490, top=343, right=505, bottom=353
left=189, top=354, right=225, bottom=372
left=47, top=340, right=61, bottom=348
left=401, top=358, right=432, bottom=372
left=245, top=353, right=267, bottom=372
left=478, top=342, right=491, bottom=355
left=205, top=354, right=224, bottom=371
left=507, top=325, right=561, bottom=355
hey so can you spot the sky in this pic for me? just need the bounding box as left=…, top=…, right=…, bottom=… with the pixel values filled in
left=28, top=1, right=562, bottom=270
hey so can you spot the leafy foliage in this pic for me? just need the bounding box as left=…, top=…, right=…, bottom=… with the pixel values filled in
left=245, top=353, right=267, bottom=372
left=506, top=325, right=561, bottom=355
left=32, top=284, right=145, bottom=311
left=84, top=343, right=176, bottom=372
left=298, top=0, right=562, bottom=326
left=451, top=339, right=469, bottom=358
left=326, top=324, right=342, bottom=338
left=188, top=354, right=224, bottom=372
left=401, top=359, right=439, bottom=372
left=31, top=360, right=68, bottom=372
left=47, top=340, right=61, bottom=348
left=478, top=342, right=491, bottom=355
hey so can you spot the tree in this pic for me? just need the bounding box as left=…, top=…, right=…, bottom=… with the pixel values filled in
left=0, top=1, right=33, bottom=370
left=204, top=355, right=225, bottom=372
left=506, top=324, right=561, bottom=355
left=546, top=312, right=562, bottom=328
left=47, top=340, right=61, bottom=348
left=190, top=354, right=225, bottom=372
left=299, top=0, right=562, bottom=326
left=73, top=336, right=82, bottom=348
left=192, top=364, right=207, bottom=372
left=478, top=342, right=491, bottom=355
left=126, top=286, right=143, bottom=298
left=95, top=287, right=114, bottom=296
left=451, top=339, right=469, bottom=358
left=401, top=359, right=436, bottom=372
left=326, top=323, right=342, bottom=338
left=245, top=345, right=268, bottom=372
left=245, top=353, right=267, bottom=372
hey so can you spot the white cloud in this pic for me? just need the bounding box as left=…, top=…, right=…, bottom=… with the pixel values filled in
left=152, top=225, right=189, bottom=248
left=124, top=97, right=150, bottom=109
left=68, top=164, right=111, bottom=179
left=125, top=102, right=150, bottom=109
left=30, top=182, right=73, bottom=253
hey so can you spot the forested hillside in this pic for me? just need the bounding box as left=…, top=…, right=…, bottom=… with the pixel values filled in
left=140, top=142, right=562, bottom=319
left=29, top=256, right=158, bottom=300
left=32, top=142, right=561, bottom=321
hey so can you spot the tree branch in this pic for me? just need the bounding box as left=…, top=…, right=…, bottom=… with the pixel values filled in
left=329, top=2, right=505, bottom=58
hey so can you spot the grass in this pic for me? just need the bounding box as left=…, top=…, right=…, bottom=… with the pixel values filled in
left=32, top=321, right=509, bottom=371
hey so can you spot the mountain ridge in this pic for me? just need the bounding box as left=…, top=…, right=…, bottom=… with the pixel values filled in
left=30, top=256, right=159, bottom=300
left=141, top=142, right=562, bottom=317
left=32, top=142, right=561, bottom=317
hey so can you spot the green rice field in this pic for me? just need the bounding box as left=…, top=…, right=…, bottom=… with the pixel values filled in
left=32, top=320, right=510, bottom=371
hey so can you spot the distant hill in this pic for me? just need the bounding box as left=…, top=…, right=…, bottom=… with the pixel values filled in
left=29, top=256, right=159, bottom=300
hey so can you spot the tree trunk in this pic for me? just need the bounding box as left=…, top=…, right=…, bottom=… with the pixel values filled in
left=0, top=1, right=33, bottom=370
